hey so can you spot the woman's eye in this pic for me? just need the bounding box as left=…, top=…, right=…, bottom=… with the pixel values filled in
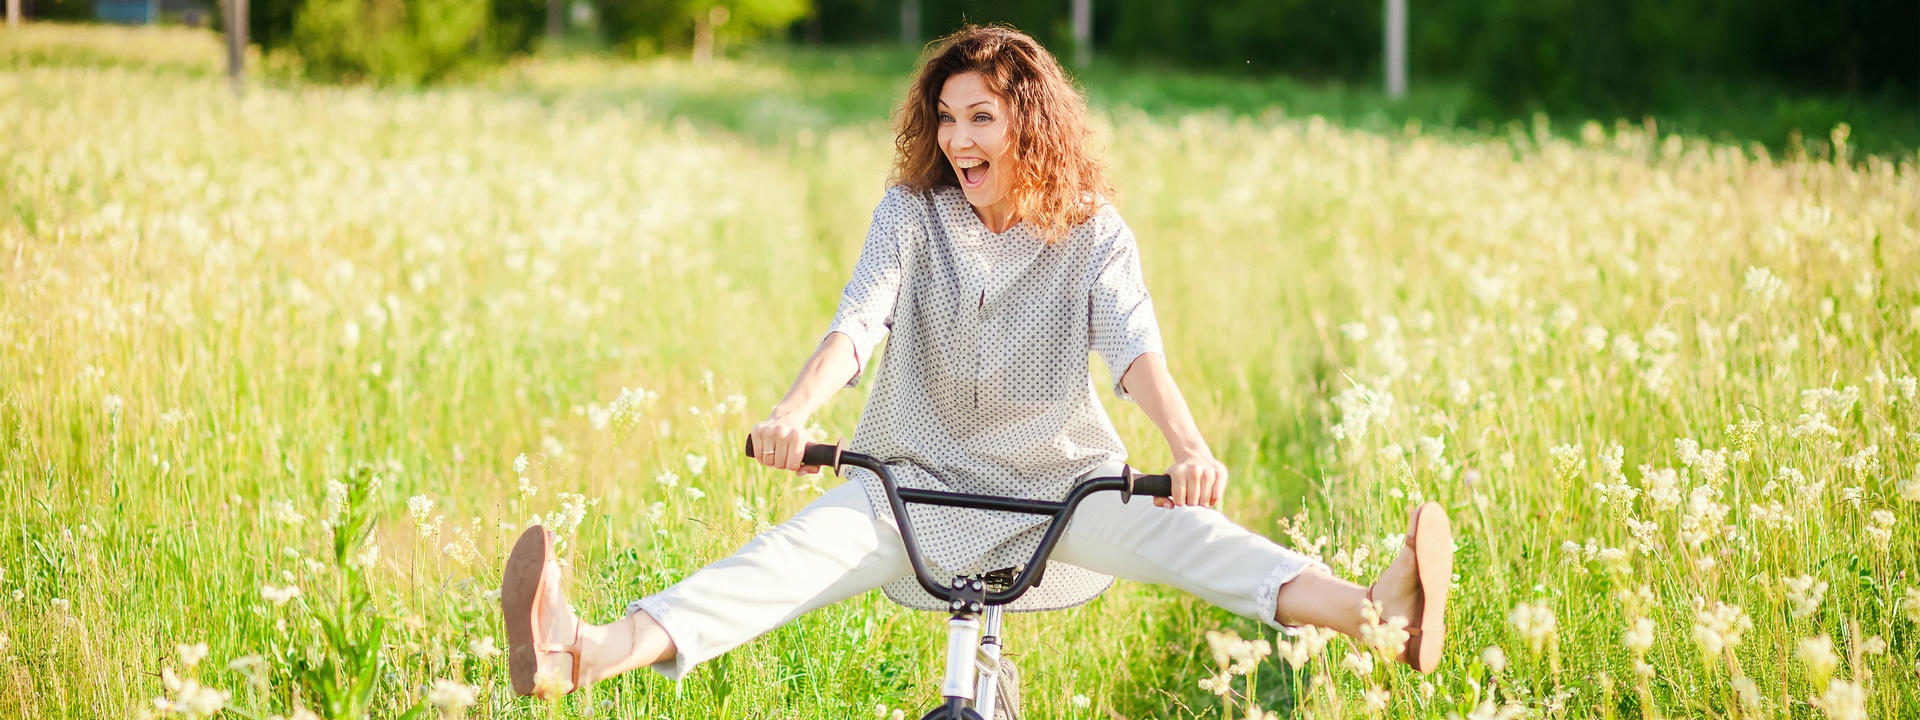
left=938, top=113, right=953, bottom=123
left=974, top=114, right=992, bottom=123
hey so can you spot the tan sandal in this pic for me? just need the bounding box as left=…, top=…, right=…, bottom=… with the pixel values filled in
left=502, top=525, right=584, bottom=698
left=1366, top=502, right=1453, bottom=674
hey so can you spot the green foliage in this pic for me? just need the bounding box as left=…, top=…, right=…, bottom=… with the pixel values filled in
left=595, top=0, right=810, bottom=56
left=290, top=0, right=491, bottom=84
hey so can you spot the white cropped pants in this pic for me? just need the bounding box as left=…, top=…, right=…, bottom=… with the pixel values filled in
left=628, top=478, right=1325, bottom=680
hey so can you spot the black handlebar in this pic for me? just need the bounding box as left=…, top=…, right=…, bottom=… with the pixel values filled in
left=744, top=438, right=1173, bottom=606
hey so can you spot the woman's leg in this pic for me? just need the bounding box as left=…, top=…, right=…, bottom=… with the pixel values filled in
left=1048, top=492, right=1420, bottom=641
left=535, top=479, right=912, bottom=683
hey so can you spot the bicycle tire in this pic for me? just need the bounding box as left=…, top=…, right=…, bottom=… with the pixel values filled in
left=992, top=656, right=1020, bottom=720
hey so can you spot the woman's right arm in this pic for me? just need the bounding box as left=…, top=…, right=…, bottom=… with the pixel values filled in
left=748, top=332, right=859, bottom=473
left=752, top=187, right=911, bottom=475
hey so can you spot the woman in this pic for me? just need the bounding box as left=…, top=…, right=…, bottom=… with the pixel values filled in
left=501, top=25, right=1453, bottom=698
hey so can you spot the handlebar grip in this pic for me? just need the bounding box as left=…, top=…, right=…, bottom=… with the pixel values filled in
left=1130, top=473, right=1174, bottom=498
left=743, top=438, right=844, bottom=468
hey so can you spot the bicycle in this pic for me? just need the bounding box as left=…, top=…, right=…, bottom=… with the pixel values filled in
left=745, top=438, right=1176, bottom=720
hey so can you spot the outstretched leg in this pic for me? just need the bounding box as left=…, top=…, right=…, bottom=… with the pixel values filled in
left=501, top=479, right=912, bottom=692
left=1052, top=493, right=1451, bottom=672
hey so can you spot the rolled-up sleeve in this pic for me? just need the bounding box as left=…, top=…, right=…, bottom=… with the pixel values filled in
left=825, top=188, right=912, bottom=387
left=1088, top=223, right=1164, bottom=400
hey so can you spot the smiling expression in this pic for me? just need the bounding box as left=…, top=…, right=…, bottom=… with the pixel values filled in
left=937, top=71, right=1017, bottom=229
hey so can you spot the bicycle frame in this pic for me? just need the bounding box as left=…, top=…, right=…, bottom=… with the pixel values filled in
left=753, top=441, right=1170, bottom=720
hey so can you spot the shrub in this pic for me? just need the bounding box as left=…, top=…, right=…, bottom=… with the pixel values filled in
left=290, top=0, right=490, bottom=85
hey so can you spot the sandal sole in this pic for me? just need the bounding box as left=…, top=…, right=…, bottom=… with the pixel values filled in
left=502, top=525, right=555, bottom=696
left=1406, top=502, right=1453, bottom=674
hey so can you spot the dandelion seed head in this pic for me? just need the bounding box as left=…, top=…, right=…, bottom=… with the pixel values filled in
left=1810, top=679, right=1867, bottom=720
left=425, top=679, right=478, bottom=713
left=1363, top=685, right=1390, bottom=714
left=261, top=584, right=300, bottom=606
left=1509, top=602, right=1558, bottom=654
left=1623, top=617, right=1655, bottom=655
left=176, top=642, right=209, bottom=668
left=469, top=636, right=501, bottom=660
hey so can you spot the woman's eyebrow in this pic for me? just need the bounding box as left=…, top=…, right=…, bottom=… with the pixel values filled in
left=936, top=99, right=996, bottom=109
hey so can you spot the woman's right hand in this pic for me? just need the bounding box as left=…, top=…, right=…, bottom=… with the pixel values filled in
left=749, top=413, right=818, bottom=475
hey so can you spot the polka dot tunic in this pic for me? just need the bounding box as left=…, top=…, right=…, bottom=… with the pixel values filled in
left=827, top=185, right=1164, bottom=612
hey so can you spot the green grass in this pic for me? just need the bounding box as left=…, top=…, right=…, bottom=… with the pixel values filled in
left=2, top=23, right=1918, bottom=720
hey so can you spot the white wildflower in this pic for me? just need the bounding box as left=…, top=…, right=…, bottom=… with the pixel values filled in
left=1481, top=645, right=1507, bottom=674
left=514, top=453, right=530, bottom=475
left=1363, top=685, right=1390, bottom=714
left=469, top=635, right=501, bottom=660
left=1810, top=679, right=1866, bottom=720
left=1692, top=601, right=1752, bottom=658
left=1903, top=587, right=1920, bottom=623
left=1330, top=383, right=1394, bottom=444
left=407, top=496, right=436, bottom=537
left=685, top=453, right=708, bottom=477
left=322, top=480, right=348, bottom=527
left=425, top=679, right=478, bottom=717
left=1582, top=325, right=1609, bottom=353
left=1641, top=466, right=1681, bottom=510
left=1866, top=509, right=1896, bottom=552
left=1783, top=575, right=1827, bottom=619
left=1623, top=617, right=1655, bottom=655
left=685, top=486, right=705, bottom=501
left=1071, top=694, right=1090, bottom=708
left=261, top=584, right=301, bottom=606
left=1509, top=602, right=1557, bottom=654
left=1549, top=444, right=1583, bottom=481
left=268, top=500, right=307, bottom=526
left=1797, top=635, right=1838, bottom=683
left=1341, top=650, right=1375, bottom=676
left=1744, top=266, right=1785, bottom=306
left=176, top=642, right=210, bottom=668
left=654, top=470, right=679, bottom=489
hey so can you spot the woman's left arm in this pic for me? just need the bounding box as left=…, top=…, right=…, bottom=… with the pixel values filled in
left=1120, top=353, right=1229, bottom=508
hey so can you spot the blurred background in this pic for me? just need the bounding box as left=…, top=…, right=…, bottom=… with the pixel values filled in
left=7, top=0, right=1912, bottom=153
left=9, top=0, right=1917, bottom=154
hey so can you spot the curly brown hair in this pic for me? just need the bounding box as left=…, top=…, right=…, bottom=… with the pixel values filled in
left=891, top=25, right=1112, bottom=241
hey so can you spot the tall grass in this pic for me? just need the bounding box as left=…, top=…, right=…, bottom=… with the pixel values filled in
left=2, top=24, right=1916, bottom=719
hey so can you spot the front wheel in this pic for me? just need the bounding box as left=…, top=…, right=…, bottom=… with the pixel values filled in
left=991, top=656, right=1019, bottom=720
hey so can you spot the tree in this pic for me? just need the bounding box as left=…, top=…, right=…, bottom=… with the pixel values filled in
left=596, top=0, right=809, bottom=59
left=291, top=0, right=490, bottom=85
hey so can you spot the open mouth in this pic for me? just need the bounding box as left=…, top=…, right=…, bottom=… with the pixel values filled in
left=956, top=158, right=989, bottom=188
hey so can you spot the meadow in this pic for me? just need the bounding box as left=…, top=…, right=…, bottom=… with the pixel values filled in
left=2, top=23, right=1918, bottom=720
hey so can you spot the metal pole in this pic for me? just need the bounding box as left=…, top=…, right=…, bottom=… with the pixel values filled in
left=1385, top=0, right=1406, bottom=99
left=6, top=0, right=20, bottom=30
left=900, top=0, right=919, bottom=49
left=225, top=0, right=247, bottom=97
left=1071, top=0, right=1090, bottom=69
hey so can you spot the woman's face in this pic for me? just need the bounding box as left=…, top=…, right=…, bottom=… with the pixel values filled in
left=937, top=71, right=1015, bottom=218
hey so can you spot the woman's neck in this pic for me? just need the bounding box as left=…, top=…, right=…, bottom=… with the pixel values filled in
left=972, top=200, right=1020, bottom=234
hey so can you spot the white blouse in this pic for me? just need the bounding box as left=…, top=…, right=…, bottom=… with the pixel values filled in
left=827, top=185, right=1164, bottom=612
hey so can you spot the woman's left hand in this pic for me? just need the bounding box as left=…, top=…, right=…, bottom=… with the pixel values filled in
left=1156, top=453, right=1229, bottom=508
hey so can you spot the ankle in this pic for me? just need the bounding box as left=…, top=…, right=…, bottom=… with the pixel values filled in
left=576, top=614, right=674, bottom=681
